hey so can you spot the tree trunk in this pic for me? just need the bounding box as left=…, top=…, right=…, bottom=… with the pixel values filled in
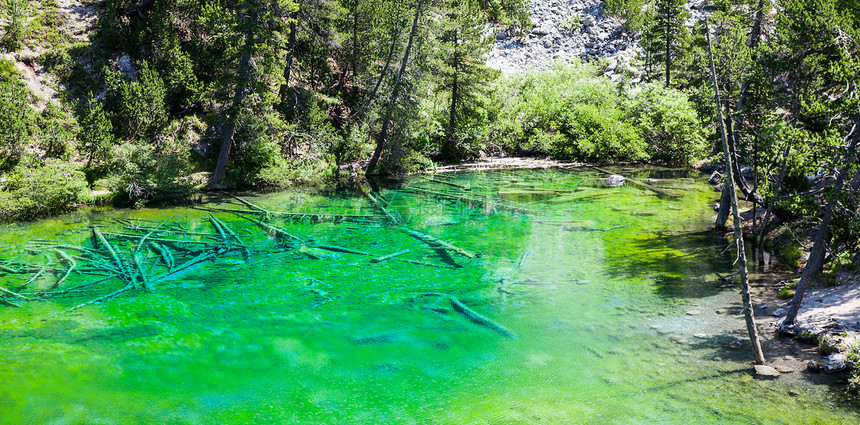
left=757, top=144, right=791, bottom=264
left=446, top=35, right=459, bottom=157
left=279, top=10, right=299, bottom=107
left=783, top=111, right=860, bottom=327
left=665, top=14, right=671, bottom=87
left=715, top=183, right=731, bottom=231
left=707, top=19, right=766, bottom=365
left=352, top=9, right=359, bottom=82
left=351, top=10, right=404, bottom=119
left=366, top=0, right=423, bottom=175
left=211, top=32, right=255, bottom=186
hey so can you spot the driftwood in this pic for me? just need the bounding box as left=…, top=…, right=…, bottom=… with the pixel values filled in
left=404, top=229, right=478, bottom=259
left=411, top=293, right=515, bottom=338
left=588, top=166, right=680, bottom=199
left=399, top=187, right=532, bottom=214
left=371, top=249, right=410, bottom=263
left=449, top=296, right=516, bottom=338
left=364, top=190, right=400, bottom=225
left=0, top=284, right=30, bottom=300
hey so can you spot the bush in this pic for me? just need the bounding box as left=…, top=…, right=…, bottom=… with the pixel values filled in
left=0, top=158, right=88, bottom=219
left=627, top=83, right=708, bottom=164
left=106, top=140, right=192, bottom=206
left=490, top=62, right=648, bottom=162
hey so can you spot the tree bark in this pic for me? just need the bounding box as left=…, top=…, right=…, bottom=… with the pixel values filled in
left=445, top=34, right=459, bottom=158
left=211, top=29, right=255, bottom=186
left=366, top=0, right=423, bottom=175
left=279, top=10, right=299, bottom=107
left=665, top=11, right=671, bottom=87
left=707, top=19, right=766, bottom=365
left=783, top=111, right=860, bottom=327
left=757, top=144, right=791, bottom=264
left=349, top=7, right=404, bottom=120
left=715, top=183, right=731, bottom=231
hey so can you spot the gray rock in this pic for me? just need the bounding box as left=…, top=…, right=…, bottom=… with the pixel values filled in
left=770, top=308, right=786, bottom=317
left=583, top=15, right=596, bottom=28
left=606, top=175, right=625, bottom=187
left=606, top=60, right=618, bottom=72
left=708, top=170, right=722, bottom=185
left=755, top=365, right=780, bottom=378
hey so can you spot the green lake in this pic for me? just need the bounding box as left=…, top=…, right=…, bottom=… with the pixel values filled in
left=0, top=167, right=857, bottom=424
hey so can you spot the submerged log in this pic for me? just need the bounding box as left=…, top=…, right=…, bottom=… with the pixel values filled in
left=404, top=229, right=478, bottom=259
left=0, top=284, right=30, bottom=300
left=449, top=296, right=516, bottom=338
left=400, top=187, right=532, bottom=214
left=371, top=249, right=410, bottom=263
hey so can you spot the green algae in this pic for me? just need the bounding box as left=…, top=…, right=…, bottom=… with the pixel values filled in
left=0, top=167, right=857, bottom=424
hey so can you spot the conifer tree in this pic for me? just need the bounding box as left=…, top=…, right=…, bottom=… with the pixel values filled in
left=434, top=0, right=494, bottom=159
left=642, top=0, right=687, bottom=87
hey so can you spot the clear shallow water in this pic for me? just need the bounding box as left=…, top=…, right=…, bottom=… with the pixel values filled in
left=0, top=167, right=857, bottom=424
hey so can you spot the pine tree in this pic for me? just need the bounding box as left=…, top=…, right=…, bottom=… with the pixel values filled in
left=434, top=0, right=494, bottom=159
left=642, top=0, right=688, bottom=87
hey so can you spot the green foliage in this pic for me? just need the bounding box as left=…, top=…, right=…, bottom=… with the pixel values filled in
left=605, top=0, right=648, bottom=32
left=848, top=342, right=860, bottom=391
left=768, top=226, right=802, bottom=269
left=481, top=0, right=531, bottom=31
left=0, top=67, right=32, bottom=169
left=627, top=83, right=709, bottom=163
left=431, top=0, right=496, bottom=160
left=77, top=96, right=114, bottom=169
left=486, top=62, right=706, bottom=163
left=1, top=0, right=27, bottom=52
left=778, top=281, right=797, bottom=299
left=36, top=102, right=78, bottom=160
left=640, top=0, right=689, bottom=86
left=227, top=113, right=288, bottom=186
left=105, top=137, right=192, bottom=206
left=104, top=62, right=169, bottom=141
left=0, top=158, right=88, bottom=219
left=561, top=15, right=583, bottom=33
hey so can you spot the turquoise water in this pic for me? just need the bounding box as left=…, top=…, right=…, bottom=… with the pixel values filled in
left=0, top=167, right=857, bottom=424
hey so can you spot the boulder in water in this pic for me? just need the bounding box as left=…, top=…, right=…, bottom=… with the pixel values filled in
left=606, top=175, right=625, bottom=187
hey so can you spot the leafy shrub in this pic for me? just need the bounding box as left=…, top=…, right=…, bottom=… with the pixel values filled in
left=490, top=62, right=648, bottom=162
left=257, top=158, right=333, bottom=186
left=106, top=140, right=192, bottom=206
left=226, top=113, right=287, bottom=186
left=627, top=83, right=708, bottom=164
left=0, top=158, right=88, bottom=219
left=561, top=15, right=582, bottom=32
left=778, top=281, right=797, bottom=299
